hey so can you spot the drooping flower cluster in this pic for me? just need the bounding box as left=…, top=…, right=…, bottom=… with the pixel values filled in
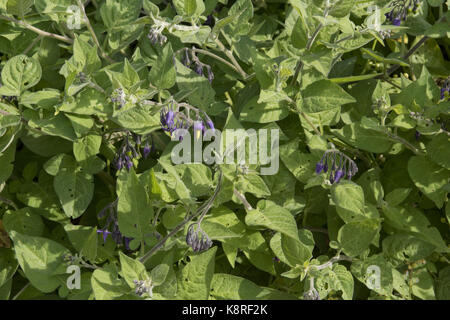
left=315, top=149, right=358, bottom=184
left=160, top=101, right=215, bottom=140
left=385, top=0, right=420, bottom=26
left=186, top=223, right=213, bottom=253
left=148, top=27, right=167, bottom=46
left=97, top=199, right=133, bottom=250
left=440, top=77, right=450, bottom=100
left=177, top=48, right=214, bottom=83
left=114, top=132, right=153, bottom=171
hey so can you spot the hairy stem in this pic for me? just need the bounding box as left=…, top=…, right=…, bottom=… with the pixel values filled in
left=233, top=189, right=253, bottom=210
left=76, top=0, right=114, bottom=63
left=0, top=196, right=18, bottom=210
left=0, top=15, right=73, bottom=43
left=213, top=38, right=248, bottom=79
left=139, top=169, right=222, bottom=263
left=191, top=48, right=239, bottom=73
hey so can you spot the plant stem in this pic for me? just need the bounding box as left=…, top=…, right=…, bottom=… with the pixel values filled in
left=12, top=282, right=30, bottom=300
left=384, top=130, right=425, bottom=155
left=0, top=196, right=18, bottom=210
left=389, top=36, right=428, bottom=76
left=76, top=0, right=114, bottom=63
left=287, top=98, right=322, bottom=136
left=0, top=15, right=73, bottom=43
left=191, top=48, right=239, bottom=73
left=314, top=255, right=352, bottom=271
left=139, top=169, right=222, bottom=263
left=290, top=6, right=330, bottom=86
left=233, top=189, right=253, bottom=210
left=213, top=38, right=248, bottom=79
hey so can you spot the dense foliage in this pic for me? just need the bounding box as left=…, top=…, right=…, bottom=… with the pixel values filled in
left=0, top=0, right=449, bottom=300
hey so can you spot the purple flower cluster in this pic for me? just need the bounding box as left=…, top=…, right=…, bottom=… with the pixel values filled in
left=385, top=0, right=420, bottom=26
left=160, top=106, right=188, bottom=135
left=315, top=149, right=358, bottom=184
left=440, top=77, right=450, bottom=100
left=97, top=199, right=133, bottom=250
left=114, top=132, right=153, bottom=171
left=160, top=103, right=215, bottom=140
left=186, top=223, right=213, bottom=253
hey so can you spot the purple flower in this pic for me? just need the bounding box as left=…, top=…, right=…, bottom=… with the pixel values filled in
left=206, top=119, right=215, bottom=132
left=393, top=18, right=401, bottom=26
left=314, top=149, right=358, bottom=184
left=315, top=162, right=324, bottom=174
left=124, top=237, right=132, bottom=251
left=195, top=64, right=203, bottom=76
left=143, top=142, right=151, bottom=159
left=334, top=169, right=345, bottom=183
left=97, top=229, right=112, bottom=243
left=165, top=110, right=174, bottom=126
left=125, top=157, right=133, bottom=170
left=206, top=66, right=214, bottom=84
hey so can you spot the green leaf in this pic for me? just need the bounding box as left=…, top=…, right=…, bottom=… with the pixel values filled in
left=119, top=251, right=148, bottom=288
left=301, top=79, right=356, bottom=113
left=427, top=133, right=450, bottom=170
left=0, top=55, right=42, bottom=96
left=245, top=200, right=299, bottom=241
left=382, top=233, right=436, bottom=264
left=9, top=231, right=70, bottom=293
left=270, top=230, right=313, bottom=267
left=117, top=168, right=154, bottom=241
left=381, top=204, right=448, bottom=252
left=174, top=59, right=215, bottom=110
left=291, top=16, right=308, bottom=48
left=210, top=273, right=296, bottom=299
left=332, top=122, right=392, bottom=153
left=6, top=0, right=33, bottom=19
left=149, top=43, right=176, bottom=90
left=331, top=181, right=366, bottom=223
left=91, top=267, right=129, bottom=300
left=337, top=219, right=380, bottom=257
left=73, top=134, right=102, bottom=162
left=408, top=156, right=450, bottom=208
left=329, top=0, right=356, bottom=18
left=3, top=208, right=44, bottom=237
left=350, top=254, right=394, bottom=296
left=151, top=264, right=170, bottom=286
left=176, top=247, right=217, bottom=299
left=54, top=156, right=94, bottom=219
left=184, top=0, right=197, bottom=16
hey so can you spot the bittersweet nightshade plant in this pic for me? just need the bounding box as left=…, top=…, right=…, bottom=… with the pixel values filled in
left=0, top=0, right=449, bottom=302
